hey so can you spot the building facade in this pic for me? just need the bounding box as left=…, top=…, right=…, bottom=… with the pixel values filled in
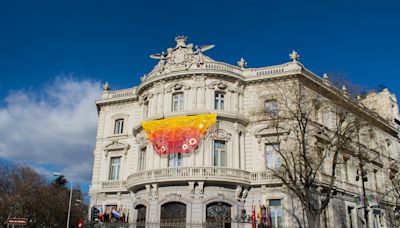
left=89, top=37, right=400, bottom=227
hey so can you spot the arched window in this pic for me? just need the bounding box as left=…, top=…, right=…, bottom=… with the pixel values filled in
left=206, top=202, right=231, bottom=227
left=136, top=205, right=146, bottom=222
left=135, top=204, right=146, bottom=226
left=160, top=202, right=186, bottom=223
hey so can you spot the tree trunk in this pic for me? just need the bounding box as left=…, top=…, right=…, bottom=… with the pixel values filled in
left=305, top=207, right=321, bottom=228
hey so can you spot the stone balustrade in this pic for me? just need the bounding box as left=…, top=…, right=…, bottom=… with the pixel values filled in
left=126, top=167, right=289, bottom=191
left=108, top=88, right=137, bottom=99
left=100, top=180, right=127, bottom=192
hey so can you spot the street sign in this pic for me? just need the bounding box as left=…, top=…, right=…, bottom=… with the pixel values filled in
left=7, top=218, right=28, bottom=225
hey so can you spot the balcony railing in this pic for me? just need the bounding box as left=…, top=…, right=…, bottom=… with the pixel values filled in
left=250, top=171, right=282, bottom=185
left=100, top=180, right=127, bottom=192
left=127, top=167, right=254, bottom=190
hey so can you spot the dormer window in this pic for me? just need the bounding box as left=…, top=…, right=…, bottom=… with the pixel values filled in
left=172, top=92, right=184, bottom=112
left=114, top=119, right=124, bottom=135
left=214, top=92, right=225, bottom=110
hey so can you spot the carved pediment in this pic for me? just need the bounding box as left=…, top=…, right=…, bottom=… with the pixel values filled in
left=146, top=36, right=215, bottom=78
left=104, top=141, right=130, bottom=157
left=166, top=82, right=191, bottom=93
left=255, top=125, right=289, bottom=143
left=208, top=80, right=229, bottom=90
left=211, top=129, right=232, bottom=141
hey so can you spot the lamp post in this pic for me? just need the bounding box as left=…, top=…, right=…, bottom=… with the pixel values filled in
left=53, top=172, right=73, bottom=228
left=356, top=162, right=369, bottom=228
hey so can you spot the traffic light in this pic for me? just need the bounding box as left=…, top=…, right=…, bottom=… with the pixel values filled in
left=91, top=207, right=100, bottom=224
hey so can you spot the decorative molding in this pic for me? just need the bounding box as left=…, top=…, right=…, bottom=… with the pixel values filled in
left=110, top=113, right=129, bottom=120
left=104, top=141, right=130, bottom=157
left=196, top=182, right=204, bottom=198
left=165, top=82, right=191, bottom=93
left=207, top=80, right=228, bottom=90
left=211, top=129, right=232, bottom=141
left=188, top=182, right=195, bottom=198
left=138, top=93, right=153, bottom=105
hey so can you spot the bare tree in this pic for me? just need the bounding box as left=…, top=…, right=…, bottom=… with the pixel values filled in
left=253, top=78, right=359, bottom=228
left=0, top=163, right=88, bottom=227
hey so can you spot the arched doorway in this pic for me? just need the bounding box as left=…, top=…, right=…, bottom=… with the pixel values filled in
left=160, top=202, right=186, bottom=224
left=135, top=204, right=146, bottom=222
left=206, top=202, right=232, bottom=228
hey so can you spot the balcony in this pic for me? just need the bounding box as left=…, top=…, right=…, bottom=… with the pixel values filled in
left=126, top=167, right=280, bottom=191
left=250, top=171, right=282, bottom=185
left=100, top=180, right=127, bottom=192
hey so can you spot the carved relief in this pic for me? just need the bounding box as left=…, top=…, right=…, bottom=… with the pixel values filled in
left=166, top=82, right=191, bottom=93
left=196, top=181, right=204, bottom=198
left=146, top=36, right=215, bottom=78
left=211, top=129, right=232, bottom=141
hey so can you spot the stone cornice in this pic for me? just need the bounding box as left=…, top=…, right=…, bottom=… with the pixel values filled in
left=299, top=67, right=399, bottom=136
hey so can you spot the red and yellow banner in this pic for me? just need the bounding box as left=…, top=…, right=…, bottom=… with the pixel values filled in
left=142, top=114, right=217, bottom=155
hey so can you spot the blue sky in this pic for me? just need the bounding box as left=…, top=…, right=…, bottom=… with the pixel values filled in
left=0, top=0, right=399, bottom=192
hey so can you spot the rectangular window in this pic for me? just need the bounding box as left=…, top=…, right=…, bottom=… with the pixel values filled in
left=265, top=144, right=281, bottom=169
left=138, top=147, right=146, bottom=171
left=269, top=199, right=282, bottom=228
left=213, top=140, right=226, bottom=167
left=214, top=92, right=225, bottom=110
left=172, top=92, right=184, bottom=112
left=114, top=119, right=124, bottom=134
left=168, top=153, right=182, bottom=167
left=109, top=157, right=121, bottom=180
left=265, top=100, right=278, bottom=117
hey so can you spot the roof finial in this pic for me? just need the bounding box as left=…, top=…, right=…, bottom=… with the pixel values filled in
left=322, top=73, right=330, bottom=84
left=237, top=57, right=247, bottom=69
left=103, top=82, right=110, bottom=92
left=289, top=50, right=300, bottom=62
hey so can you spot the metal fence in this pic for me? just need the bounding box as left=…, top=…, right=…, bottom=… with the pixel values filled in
left=91, top=221, right=259, bottom=228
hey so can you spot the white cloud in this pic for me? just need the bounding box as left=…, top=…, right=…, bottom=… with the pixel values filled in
left=0, top=76, right=102, bottom=183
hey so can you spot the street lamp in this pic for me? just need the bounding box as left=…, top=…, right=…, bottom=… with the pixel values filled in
left=53, top=172, right=73, bottom=228
left=356, top=163, right=369, bottom=228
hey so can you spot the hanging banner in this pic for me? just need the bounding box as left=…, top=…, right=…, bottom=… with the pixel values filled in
left=142, top=114, right=217, bottom=155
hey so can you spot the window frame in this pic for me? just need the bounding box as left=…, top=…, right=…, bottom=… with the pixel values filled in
left=214, top=91, right=225, bottom=110
left=113, top=118, right=124, bottom=135
left=168, top=153, right=182, bottom=168
left=269, top=199, right=283, bottom=228
left=265, top=143, right=281, bottom=170
left=138, top=147, right=146, bottom=171
left=213, top=140, right=227, bottom=167
left=172, top=92, right=184, bottom=112
left=109, top=156, right=121, bottom=180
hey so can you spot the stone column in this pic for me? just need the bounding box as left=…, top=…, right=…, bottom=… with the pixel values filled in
left=233, top=130, right=240, bottom=169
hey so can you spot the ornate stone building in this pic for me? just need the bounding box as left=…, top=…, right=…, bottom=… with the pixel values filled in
left=89, top=36, right=400, bottom=227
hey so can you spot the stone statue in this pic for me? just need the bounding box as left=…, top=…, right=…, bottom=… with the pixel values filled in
left=237, top=57, right=247, bottom=68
